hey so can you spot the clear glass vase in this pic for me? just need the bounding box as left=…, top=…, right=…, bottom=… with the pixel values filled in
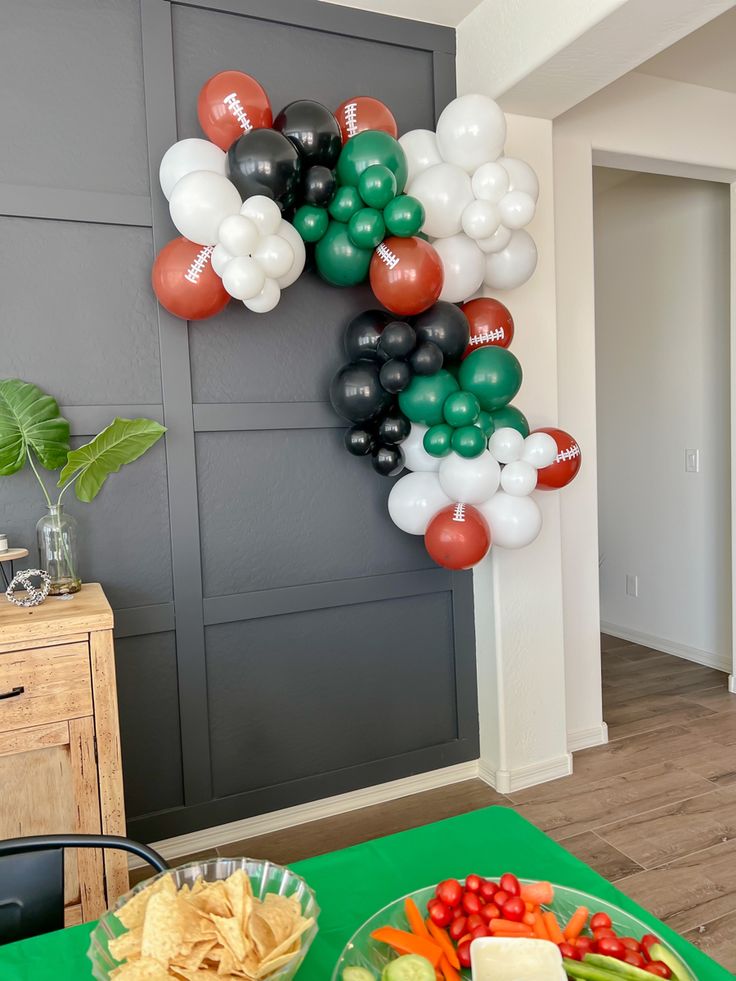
left=36, top=505, right=81, bottom=595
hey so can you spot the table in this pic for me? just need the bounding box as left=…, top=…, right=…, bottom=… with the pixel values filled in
left=0, top=806, right=729, bottom=980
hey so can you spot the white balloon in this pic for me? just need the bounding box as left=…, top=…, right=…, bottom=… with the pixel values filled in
left=489, top=427, right=524, bottom=464
left=211, top=243, right=233, bottom=277
left=498, top=156, right=540, bottom=202
left=433, top=234, right=485, bottom=304
left=471, top=161, right=510, bottom=204
left=498, top=190, right=536, bottom=230
left=244, top=278, right=281, bottom=313
left=484, top=229, right=538, bottom=290
left=400, top=129, right=443, bottom=187
left=254, top=234, right=294, bottom=279
left=222, top=256, right=265, bottom=301
left=240, top=195, right=282, bottom=235
left=461, top=200, right=500, bottom=241
left=438, top=450, right=500, bottom=505
left=436, top=94, right=507, bottom=174
left=476, top=225, right=513, bottom=255
left=500, top=460, right=538, bottom=496
left=401, top=424, right=441, bottom=473
left=218, top=214, right=260, bottom=257
left=276, top=219, right=306, bottom=288
left=478, top=492, right=543, bottom=549
left=522, top=432, right=557, bottom=469
left=388, top=471, right=452, bottom=535
left=409, top=163, right=474, bottom=239
left=159, top=138, right=226, bottom=201
left=169, top=171, right=241, bottom=246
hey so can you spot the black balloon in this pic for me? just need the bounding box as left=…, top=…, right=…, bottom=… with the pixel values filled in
left=329, top=362, right=393, bottom=423
left=377, top=413, right=411, bottom=445
left=344, top=309, right=392, bottom=362
left=273, top=100, right=342, bottom=169
left=372, top=444, right=405, bottom=477
left=378, top=321, right=416, bottom=360
left=413, top=301, right=470, bottom=361
left=410, top=341, right=444, bottom=375
left=303, top=165, right=336, bottom=207
left=344, top=426, right=375, bottom=456
left=379, top=358, right=412, bottom=393
left=227, top=129, right=301, bottom=209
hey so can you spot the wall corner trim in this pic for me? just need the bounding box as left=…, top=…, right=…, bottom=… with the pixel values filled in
left=568, top=723, right=608, bottom=753
left=479, top=754, right=573, bottom=795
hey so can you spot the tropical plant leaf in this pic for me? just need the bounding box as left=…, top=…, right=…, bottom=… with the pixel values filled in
left=0, top=379, right=70, bottom=475
left=58, top=417, right=166, bottom=502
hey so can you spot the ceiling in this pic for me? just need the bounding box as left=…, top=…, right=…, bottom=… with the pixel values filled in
left=637, top=6, right=736, bottom=93
left=317, top=0, right=483, bottom=28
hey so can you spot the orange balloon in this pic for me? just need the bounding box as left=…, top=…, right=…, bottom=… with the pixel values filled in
left=460, top=297, right=514, bottom=358
left=335, top=96, right=398, bottom=142
left=151, top=237, right=230, bottom=321
left=535, top=427, right=582, bottom=490
left=369, top=236, right=443, bottom=317
left=197, top=70, right=272, bottom=151
left=425, top=503, right=491, bottom=570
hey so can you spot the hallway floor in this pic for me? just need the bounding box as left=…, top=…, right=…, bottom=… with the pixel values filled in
left=143, top=636, right=736, bottom=970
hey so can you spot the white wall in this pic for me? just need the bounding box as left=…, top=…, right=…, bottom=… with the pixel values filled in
left=594, top=171, right=731, bottom=669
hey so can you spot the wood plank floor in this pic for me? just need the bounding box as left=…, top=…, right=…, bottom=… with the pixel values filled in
left=136, top=637, right=736, bottom=970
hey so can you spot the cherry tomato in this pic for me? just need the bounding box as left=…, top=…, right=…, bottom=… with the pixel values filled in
left=493, top=890, right=510, bottom=907
left=641, top=935, right=661, bottom=958
left=457, top=941, right=472, bottom=969
left=620, top=938, right=642, bottom=952
left=590, top=912, right=612, bottom=931
left=429, top=900, right=452, bottom=928
left=465, top=874, right=483, bottom=893
left=558, top=942, right=581, bottom=961
left=427, top=898, right=439, bottom=911
left=449, top=916, right=467, bottom=941
left=594, top=927, right=616, bottom=941
left=480, top=903, right=500, bottom=923
left=500, top=873, right=521, bottom=897
left=480, top=881, right=498, bottom=901
left=466, top=914, right=484, bottom=931
left=452, top=906, right=465, bottom=920
left=624, top=952, right=646, bottom=969
left=502, top=897, right=526, bottom=922
left=645, top=963, right=672, bottom=978
left=471, top=924, right=489, bottom=940
left=436, top=878, right=463, bottom=908
left=462, top=892, right=482, bottom=916
left=575, top=937, right=594, bottom=956
left=596, top=937, right=626, bottom=960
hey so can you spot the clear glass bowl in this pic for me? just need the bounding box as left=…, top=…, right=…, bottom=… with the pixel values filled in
left=88, top=857, right=320, bottom=981
left=331, top=877, right=694, bottom=980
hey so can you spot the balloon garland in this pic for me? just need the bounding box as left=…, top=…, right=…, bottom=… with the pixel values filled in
left=149, top=69, right=580, bottom=571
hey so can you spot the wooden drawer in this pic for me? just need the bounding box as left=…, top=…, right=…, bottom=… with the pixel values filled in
left=0, top=643, right=92, bottom=733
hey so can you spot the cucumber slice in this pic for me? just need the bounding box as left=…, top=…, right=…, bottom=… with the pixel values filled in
left=648, top=943, right=695, bottom=981
left=381, top=954, right=437, bottom=981
left=343, top=968, right=377, bottom=981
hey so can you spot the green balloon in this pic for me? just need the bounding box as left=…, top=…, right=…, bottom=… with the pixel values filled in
left=337, top=130, right=408, bottom=193
left=348, top=207, right=386, bottom=249
left=475, top=410, right=495, bottom=438
left=424, top=424, right=453, bottom=457
left=490, top=404, right=530, bottom=437
left=443, top=391, right=480, bottom=427
left=329, top=186, right=363, bottom=223
left=398, top=370, right=459, bottom=426
left=314, top=222, right=372, bottom=287
left=384, top=194, right=425, bottom=238
left=458, top=347, right=523, bottom=412
left=358, top=165, right=397, bottom=209
left=293, top=205, right=329, bottom=243
left=452, top=425, right=487, bottom=459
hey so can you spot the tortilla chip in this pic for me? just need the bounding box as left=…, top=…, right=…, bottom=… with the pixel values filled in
left=109, top=956, right=172, bottom=980
left=109, top=926, right=143, bottom=962
left=188, top=880, right=231, bottom=919
left=116, top=875, right=176, bottom=931
left=141, top=891, right=184, bottom=965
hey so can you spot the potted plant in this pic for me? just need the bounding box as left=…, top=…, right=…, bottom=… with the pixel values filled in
left=0, top=379, right=166, bottom=595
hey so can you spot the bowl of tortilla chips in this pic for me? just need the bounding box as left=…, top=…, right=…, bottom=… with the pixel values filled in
left=87, top=857, right=319, bottom=981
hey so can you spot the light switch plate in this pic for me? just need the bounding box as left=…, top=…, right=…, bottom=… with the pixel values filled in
left=685, top=449, right=699, bottom=473
left=626, top=574, right=638, bottom=598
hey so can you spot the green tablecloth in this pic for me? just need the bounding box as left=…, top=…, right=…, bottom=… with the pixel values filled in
left=0, top=806, right=728, bottom=980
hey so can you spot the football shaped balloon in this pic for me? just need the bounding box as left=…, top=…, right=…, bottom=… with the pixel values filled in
left=534, top=427, right=582, bottom=489
left=369, top=236, right=443, bottom=316
left=424, top=503, right=491, bottom=570
left=460, top=298, right=514, bottom=357
left=197, top=71, right=272, bottom=151
left=151, top=237, right=230, bottom=321
left=335, top=96, right=398, bottom=142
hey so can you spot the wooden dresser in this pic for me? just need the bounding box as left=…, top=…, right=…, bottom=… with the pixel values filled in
left=0, top=583, right=129, bottom=924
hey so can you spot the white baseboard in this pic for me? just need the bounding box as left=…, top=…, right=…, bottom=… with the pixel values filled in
left=129, top=760, right=480, bottom=869
left=729, top=675, right=736, bottom=695
left=567, top=722, right=608, bottom=753
left=601, top=621, right=732, bottom=674
left=478, top=753, right=573, bottom=795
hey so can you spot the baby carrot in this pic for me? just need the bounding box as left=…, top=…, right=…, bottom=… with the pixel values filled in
left=543, top=911, right=565, bottom=944
left=405, top=897, right=431, bottom=939
left=490, top=919, right=534, bottom=935
left=426, top=922, right=460, bottom=970
left=439, top=953, right=462, bottom=980
left=533, top=909, right=549, bottom=940
left=563, top=906, right=590, bottom=941
left=520, top=881, right=554, bottom=906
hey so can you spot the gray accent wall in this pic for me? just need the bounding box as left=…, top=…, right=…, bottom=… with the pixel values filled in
left=0, top=0, right=478, bottom=842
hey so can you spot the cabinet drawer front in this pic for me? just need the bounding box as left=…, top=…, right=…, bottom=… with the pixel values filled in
left=0, top=643, right=92, bottom=731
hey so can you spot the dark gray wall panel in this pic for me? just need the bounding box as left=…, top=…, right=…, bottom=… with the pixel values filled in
left=0, top=217, right=161, bottom=405
left=206, top=593, right=457, bottom=799
left=115, top=631, right=185, bottom=818
left=1, top=0, right=149, bottom=196
left=196, top=430, right=434, bottom=597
